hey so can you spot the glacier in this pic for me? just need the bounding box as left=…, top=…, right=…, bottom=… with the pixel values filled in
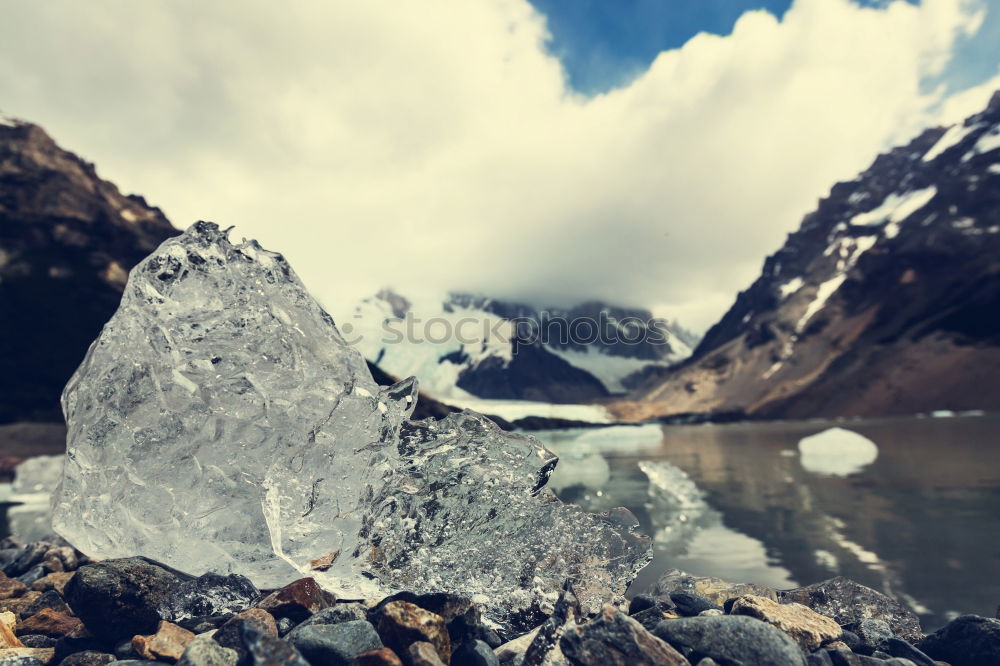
left=50, top=222, right=650, bottom=625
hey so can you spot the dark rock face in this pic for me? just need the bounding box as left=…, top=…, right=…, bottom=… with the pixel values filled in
left=623, top=90, right=1000, bottom=421
left=0, top=120, right=178, bottom=424
left=62, top=558, right=180, bottom=641
left=917, top=614, right=1000, bottom=666
left=779, top=577, right=923, bottom=643
left=652, top=615, right=807, bottom=666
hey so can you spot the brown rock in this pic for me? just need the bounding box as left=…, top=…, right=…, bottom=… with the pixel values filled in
left=15, top=608, right=85, bottom=638
left=0, top=573, right=28, bottom=601
left=730, top=594, right=842, bottom=650
left=214, top=608, right=278, bottom=661
left=0, top=647, right=56, bottom=664
left=405, top=642, right=446, bottom=666
left=30, top=572, right=75, bottom=596
left=559, top=604, right=689, bottom=666
left=257, top=578, right=332, bottom=622
left=0, top=610, right=23, bottom=648
left=0, top=590, right=41, bottom=617
left=377, top=601, right=451, bottom=665
left=351, top=647, right=405, bottom=666
left=132, top=620, right=195, bottom=661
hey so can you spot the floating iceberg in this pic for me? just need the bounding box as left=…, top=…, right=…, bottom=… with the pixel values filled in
left=798, top=427, right=878, bottom=476
left=51, top=222, right=650, bottom=625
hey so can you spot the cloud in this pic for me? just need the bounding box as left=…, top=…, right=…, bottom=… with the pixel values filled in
left=0, top=0, right=992, bottom=331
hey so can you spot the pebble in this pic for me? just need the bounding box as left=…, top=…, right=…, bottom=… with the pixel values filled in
left=0, top=613, right=20, bottom=649
left=239, top=625, right=310, bottom=666
left=0, top=657, right=45, bottom=666
left=176, top=634, right=238, bottom=666
left=669, top=592, right=721, bottom=617
left=15, top=609, right=83, bottom=638
left=559, top=604, right=687, bottom=666
left=653, top=614, right=807, bottom=666
left=376, top=601, right=451, bottom=665
left=851, top=617, right=893, bottom=655
left=29, top=573, right=74, bottom=597
left=63, top=558, right=181, bottom=641
left=0, top=575, right=27, bottom=602
left=917, top=614, right=1000, bottom=666
left=158, top=573, right=259, bottom=623
left=350, top=647, right=404, bottom=666
left=213, top=609, right=278, bottom=661
left=0, top=648, right=55, bottom=666
left=13, top=638, right=51, bottom=650
left=257, top=578, right=332, bottom=623
left=0, top=594, right=41, bottom=619
left=58, top=651, right=116, bottom=666
left=284, top=604, right=369, bottom=642
left=289, top=621, right=383, bottom=666
left=780, top=577, right=923, bottom=643
left=450, top=639, right=499, bottom=666
left=652, top=569, right=779, bottom=605
left=406, top=641, right=446, bottom=666
left=729, top=594, right=842, bottom=650
left=20, top=592, right=68, bottom=619
left=131, top=620, right=195, bottom=661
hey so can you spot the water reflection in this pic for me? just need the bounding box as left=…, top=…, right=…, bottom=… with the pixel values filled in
left=539, top=415, right=1000, bottom=630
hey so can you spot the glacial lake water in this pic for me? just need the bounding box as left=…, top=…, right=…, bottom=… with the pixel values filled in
left=2, top=414, right=998, bottom=631
left=538, top=413, right=1000, bottom=631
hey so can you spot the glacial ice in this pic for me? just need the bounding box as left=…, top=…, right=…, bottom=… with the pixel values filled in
left=51, top=222, right=650, bottom=625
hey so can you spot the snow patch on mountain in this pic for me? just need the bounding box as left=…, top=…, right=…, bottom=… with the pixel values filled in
left=922, top=122, right=977, bottom=162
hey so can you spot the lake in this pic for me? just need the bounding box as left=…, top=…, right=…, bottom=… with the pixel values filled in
left=538, top=413, right=1000, bottom=631
left=3, top=414, right=998, bottom=631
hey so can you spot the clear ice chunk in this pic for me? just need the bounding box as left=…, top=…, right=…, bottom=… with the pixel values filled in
left=51, top=222, right=650, bottom=624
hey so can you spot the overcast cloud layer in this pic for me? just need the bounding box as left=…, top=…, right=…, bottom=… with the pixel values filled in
left=1, top=0, right=998, bottom=331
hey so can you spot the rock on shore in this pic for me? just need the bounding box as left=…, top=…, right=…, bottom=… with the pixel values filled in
left=2, top=538, right=999, bottom=666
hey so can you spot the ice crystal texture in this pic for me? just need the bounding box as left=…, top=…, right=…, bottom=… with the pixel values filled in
left=52, top=222, right=650, bottom=623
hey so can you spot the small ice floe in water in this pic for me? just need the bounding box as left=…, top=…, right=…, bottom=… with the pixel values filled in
left=931, top=410, right=956, bottom=418
left=9, top=455, right=64, bottom=541
left=798, top=427, right=878, bottom=476
left=639, top=460, right=711, bottom=546
left=50, top=222, right=651, bottom=628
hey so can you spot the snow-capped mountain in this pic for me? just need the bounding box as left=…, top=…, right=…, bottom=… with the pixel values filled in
left=342, top=290, right=696, bottom=403
left=617, top=91, right=1000, bottom=421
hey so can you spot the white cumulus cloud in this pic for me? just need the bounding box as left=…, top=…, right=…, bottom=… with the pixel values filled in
left=0, top=0, right=992, bottom=331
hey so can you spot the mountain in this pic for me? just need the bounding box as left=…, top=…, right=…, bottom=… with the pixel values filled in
left=615, top=92, right=1000, bottom=421
left=0, top=116, right=178, bottom=423
left=345, top=290, right=697, bottom=404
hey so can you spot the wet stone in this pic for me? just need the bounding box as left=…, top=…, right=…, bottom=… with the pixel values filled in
left=449, top=639, right=499, bottom=666
left=63, top=558, right=181, bottom=641
left=158, top=573, right=259, bottom=623
left=850, top=618, right=893, bottom=655
left=652, top=569, right=778, bottom=606
left=20, top=592, right=68, bottom=620
left=29, top=574, right=74, bottom=597
left=0, top=648, right=54, bottom=666
left=285, top=605, right=368, bottom=642
left=559, top=605, right=687, bottom=666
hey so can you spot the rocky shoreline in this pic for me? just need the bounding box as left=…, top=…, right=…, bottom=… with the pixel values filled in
left=1, top=538, right=998, bottom=666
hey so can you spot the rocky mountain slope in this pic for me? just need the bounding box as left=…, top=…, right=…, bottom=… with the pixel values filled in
left=0, top=117, right=178, bottom=423
left=346, top=290, right=696, bottom=403
left=614, top=92, right=1000, bottom=421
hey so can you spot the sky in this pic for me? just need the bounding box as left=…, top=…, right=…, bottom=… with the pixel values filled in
left=1, top=0, right=998, bottom=332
